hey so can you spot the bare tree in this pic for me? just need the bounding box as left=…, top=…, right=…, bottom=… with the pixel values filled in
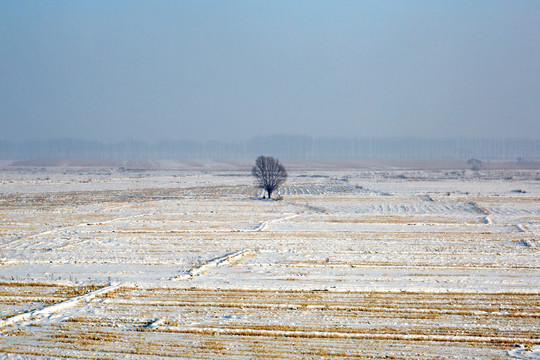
left=467, top=158, right=482, bottom=171
left=252, top=155, right=288, bottom=199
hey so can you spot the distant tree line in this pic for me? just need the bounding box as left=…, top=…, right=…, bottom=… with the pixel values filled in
left=0, top=136, right=539, bottom=161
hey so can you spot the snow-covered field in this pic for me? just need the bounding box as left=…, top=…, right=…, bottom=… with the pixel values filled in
left=0, top=164, right=539, bottom=359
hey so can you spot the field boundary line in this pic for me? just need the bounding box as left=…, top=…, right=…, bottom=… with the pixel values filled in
left=153, top=326, right=540, bottom=345
left=253, top=214, right=298, bottom=231
left=159, top=286, right=540, bottom=295
left=468, top=201, right=490, bottom=215
left=174, top=249, right=256, bottom=280
left=114, top=300, right=540, bottom=318
left=5, top=213, right=150, bottom=250
left=0, top=283, right=124, bottom=328
left=285, top=201, right=329, bottom=214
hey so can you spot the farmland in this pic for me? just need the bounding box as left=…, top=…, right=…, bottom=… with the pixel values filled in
left=0, top=163, right=539, bottom=359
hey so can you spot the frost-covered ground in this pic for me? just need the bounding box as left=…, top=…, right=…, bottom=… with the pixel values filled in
left=0, top=164, right=539, bottom=359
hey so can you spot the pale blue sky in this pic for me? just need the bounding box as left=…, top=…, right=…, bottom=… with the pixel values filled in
left=1, top=1, right=539, bottom=141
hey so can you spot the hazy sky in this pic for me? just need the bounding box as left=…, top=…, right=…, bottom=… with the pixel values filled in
left=1, top=1, right=539, bottom=141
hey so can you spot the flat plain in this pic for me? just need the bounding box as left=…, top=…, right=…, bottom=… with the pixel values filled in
left=0, top=163, right=539, bottom=359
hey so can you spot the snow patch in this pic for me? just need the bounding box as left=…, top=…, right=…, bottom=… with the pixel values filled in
left=507, top=345, right=540, bottom=359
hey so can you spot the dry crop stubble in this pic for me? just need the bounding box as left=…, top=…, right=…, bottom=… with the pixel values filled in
left=0, top=168, right=539, bottom=358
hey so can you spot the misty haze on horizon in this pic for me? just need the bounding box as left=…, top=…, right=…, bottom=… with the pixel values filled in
left=1, top=1, right=540, bottom=143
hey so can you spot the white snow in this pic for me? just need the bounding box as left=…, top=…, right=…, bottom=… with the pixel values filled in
left=0, top=164, right=538, bottom=358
